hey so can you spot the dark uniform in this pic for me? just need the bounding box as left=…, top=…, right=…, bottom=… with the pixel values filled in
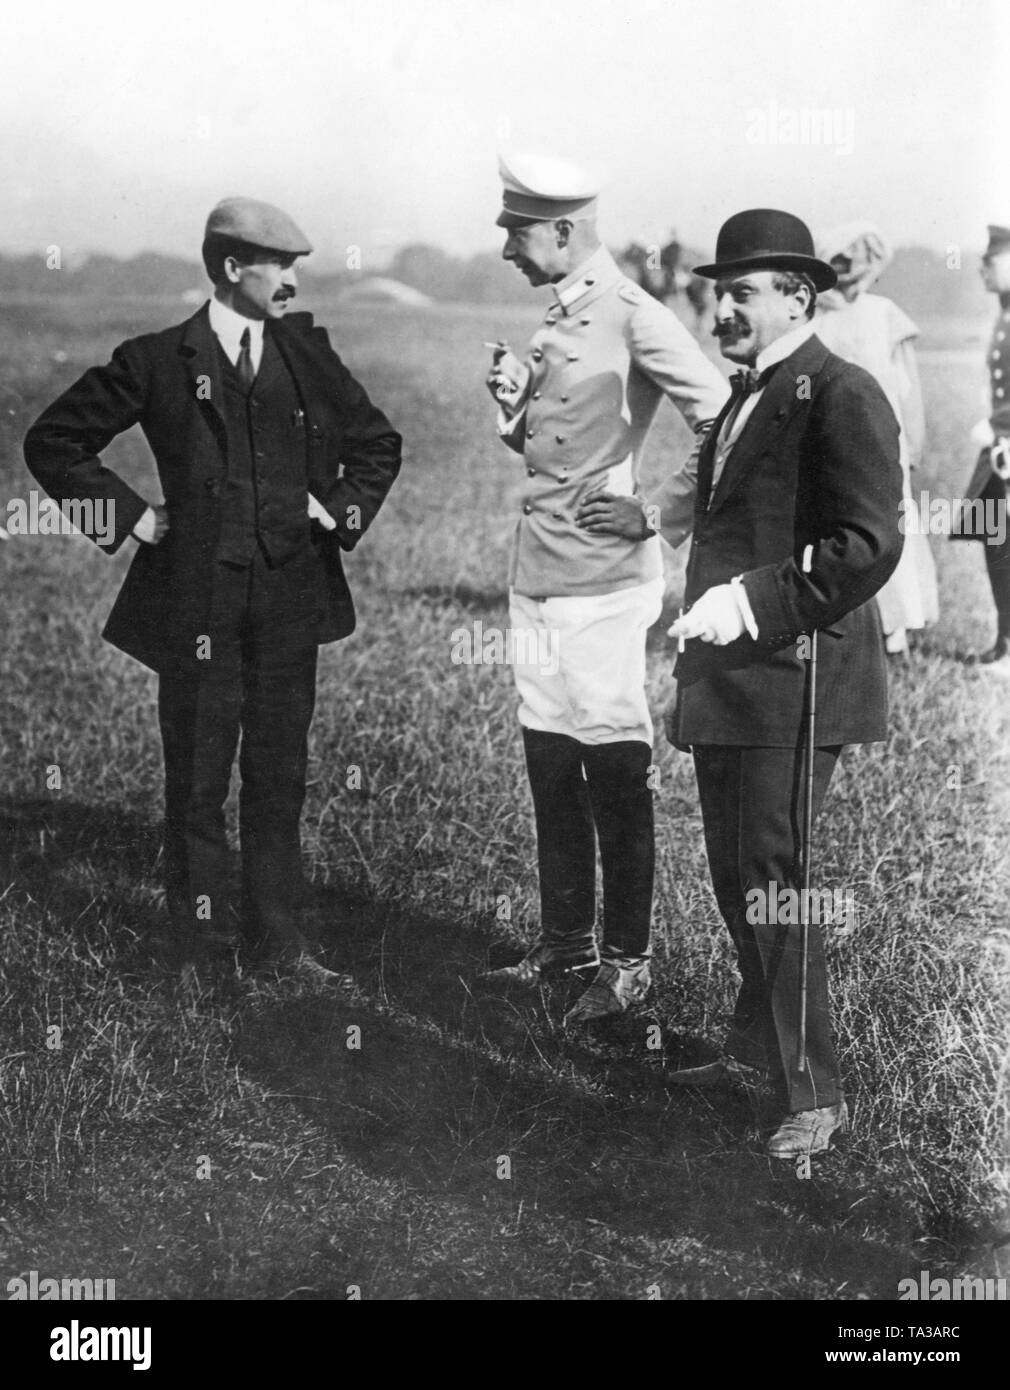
left=956, top=224, right=1010, bottom=661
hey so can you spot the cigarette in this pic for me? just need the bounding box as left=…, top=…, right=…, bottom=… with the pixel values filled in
left=677, top=608, right=686, bottom=654
left=483, top=340, right=509, bottom=351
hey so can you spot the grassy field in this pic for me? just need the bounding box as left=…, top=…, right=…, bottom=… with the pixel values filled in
left=0, top=291, right=1007, bottom=1300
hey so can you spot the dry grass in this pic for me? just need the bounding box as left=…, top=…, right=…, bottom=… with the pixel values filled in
left=0, top=294, right=1006, bottom=1299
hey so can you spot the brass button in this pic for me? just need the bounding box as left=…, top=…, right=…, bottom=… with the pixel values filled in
left=584, top=277, right=595, bottom=286
left=560, top=395, right=569, bottom=403
left=580, top=317, right=591, bottom=325
left=556, top=435, right=566, bottom=443
left=523, top=503, right=532, bottom=514
left=527, top=467, right=536, bottom=477
left=527, top=428, right=536, bottom=438
left=532, top=390, right=541, bottom=399
left=531, top=349, right=543, bottom=361
left=566, top=352, right=579, bottom=361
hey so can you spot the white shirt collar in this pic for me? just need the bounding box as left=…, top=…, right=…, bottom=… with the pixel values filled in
left=754, top=320, right=815, bottom=373
left=208, top=295, right=265, bottom=353
left=552, top=244, right=618, bottom=313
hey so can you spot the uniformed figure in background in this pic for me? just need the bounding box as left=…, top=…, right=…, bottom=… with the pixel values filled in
left=953, top=224, right=1010, bottom=674
left=483, top=153, right=728, bottom=1024
left=25, top=198, right=402, bottom=985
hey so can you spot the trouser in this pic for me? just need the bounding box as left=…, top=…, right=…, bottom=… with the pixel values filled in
left=522, top=730, right=654, bottom=959
left=692, top=744, right=843, bottom=1112
left=510, top=579, right=664, bottom=961
left=985, top=532, right=1010, bottom=641
left=955, top=467, right=1010, bottom=641
left=158, top=547, right=319, bottom=954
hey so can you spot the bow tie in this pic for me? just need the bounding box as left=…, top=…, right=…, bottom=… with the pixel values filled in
left=730, top=365, right=773, bottom=397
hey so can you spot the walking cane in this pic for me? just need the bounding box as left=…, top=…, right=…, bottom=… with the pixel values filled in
left=797, top=544, right=817, bottom=1076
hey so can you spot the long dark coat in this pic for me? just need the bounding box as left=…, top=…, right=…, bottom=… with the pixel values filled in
left=671, top=333, right=904, bottom=747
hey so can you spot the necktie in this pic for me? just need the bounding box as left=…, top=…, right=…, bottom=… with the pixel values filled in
left=236, top=327, right=256, bottom=392
left=729, top=365, right=770, bottom=398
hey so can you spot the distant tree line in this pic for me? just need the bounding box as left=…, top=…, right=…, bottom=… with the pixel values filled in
left=0, top=243, right=988, bottom=319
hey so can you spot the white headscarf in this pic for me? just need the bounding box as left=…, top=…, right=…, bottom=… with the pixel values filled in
left=816, top=221, right=893, bottom=307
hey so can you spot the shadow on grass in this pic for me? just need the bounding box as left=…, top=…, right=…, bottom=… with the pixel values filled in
left=0, top=796, right=955, bottom=1296
left=0, top=794, right=166, bottom=946
left=239, top=882, right=927, bottom=1298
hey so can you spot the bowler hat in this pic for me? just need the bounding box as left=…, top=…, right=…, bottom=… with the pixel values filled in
left=694, top=209, right=836, bottom=292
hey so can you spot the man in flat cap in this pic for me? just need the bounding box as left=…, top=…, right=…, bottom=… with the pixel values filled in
left=664, top=209, right=903, bottom=1159
left=25, top=197, right=401, bottom=983
left=952, top=224, right=1010, bottom=673
left=484, top=152, right=728, bottom=1024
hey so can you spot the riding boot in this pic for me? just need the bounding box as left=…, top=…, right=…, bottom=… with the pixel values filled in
left=581, top=739, right=654, bottom=962
left=522, top=728, right=597, bottom=953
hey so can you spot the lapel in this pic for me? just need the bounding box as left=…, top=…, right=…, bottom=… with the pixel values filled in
left=254, top=330, right=286, bottom=391
left=267, top=316, right=328, bottom=425
left=706, top=334, right=829, bottom=515
left=697, top=389, right=738, bottom=511
left=178, top=304, right=229, bottom=454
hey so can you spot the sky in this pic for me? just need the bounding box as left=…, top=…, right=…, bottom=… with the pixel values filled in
left=0, top=0, right=1003, bottom=267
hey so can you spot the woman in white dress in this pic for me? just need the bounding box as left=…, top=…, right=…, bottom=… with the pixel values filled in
left=815, top=221, right=939, bottom=654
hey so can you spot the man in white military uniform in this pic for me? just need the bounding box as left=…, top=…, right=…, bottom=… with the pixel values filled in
left=484, top=153, right=728, bottom=1023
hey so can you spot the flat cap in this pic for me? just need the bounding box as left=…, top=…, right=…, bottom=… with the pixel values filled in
left=204, top=197, right=313, bottom=255
left=496, top=151, right=600, bottom=228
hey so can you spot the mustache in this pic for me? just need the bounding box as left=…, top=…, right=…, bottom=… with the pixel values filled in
left=713, top=320, right=746, bottom=338
left=273, top=290, right=296, bottom=301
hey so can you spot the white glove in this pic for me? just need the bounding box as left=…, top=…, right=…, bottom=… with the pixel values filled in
left=667, top=583, right=746, bottom=646
left=133, top=504, right=169, bottom=545
left=308, top=492, right=338, bottom=531
left=971, top=417, right=996, bottom=450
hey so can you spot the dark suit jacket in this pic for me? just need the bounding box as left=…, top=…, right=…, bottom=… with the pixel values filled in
left=23, top=305, right=401, bottom=673
left=672, top=333, right=903, bottom=747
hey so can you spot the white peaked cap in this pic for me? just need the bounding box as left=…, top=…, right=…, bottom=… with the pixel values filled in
left=496, top=150, right=601, bottom=226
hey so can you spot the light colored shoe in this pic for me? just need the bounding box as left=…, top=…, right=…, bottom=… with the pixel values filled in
left=979, top=652, right=1010, bottom=678
left=664, top=1055, right=769, bottom=1091
left=484, top=938, right=599, bottom=987
left=564, top=958, right=651, bottom=1025
left=766, top=1101, right=849, bottom=1159
left=973, top=637, right=1010, bottom=674
left=288, top=953, right=355, bottom=988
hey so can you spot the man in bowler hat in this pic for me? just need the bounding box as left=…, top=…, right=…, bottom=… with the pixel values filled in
left=664, top=210, right=903, bottom=1158
left=25, top=197, right=402, bottom=980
